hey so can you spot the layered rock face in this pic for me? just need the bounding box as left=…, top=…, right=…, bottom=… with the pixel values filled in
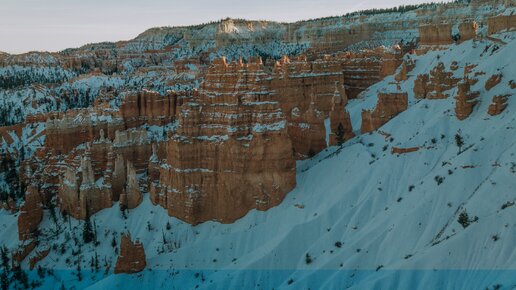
left=114, top=233, right=147, bottom=274
left=24, top=48, right=402, bottom=225
left=339, top=47, right=403, bottom=99
left=419, top=23, right=453, bottom=45
left=459, top=21, right=478, bottom=41
left=455, top=81, right=480, bottom=120
left=414, top=62, right=460, bottom=99
left=149, top=57, right=296, bottom=224
left=488, top=14, right=516, bottom=35
left=361, top=92, right=408, bottom=134
left=271, top=55, right=343, bottom=157
left=45, top=90, right=182, bottom=155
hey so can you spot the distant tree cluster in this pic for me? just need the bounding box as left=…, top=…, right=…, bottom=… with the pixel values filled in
left=0, top=66, right=72, bottom=90
left=0, top=153, right=24, bottom=202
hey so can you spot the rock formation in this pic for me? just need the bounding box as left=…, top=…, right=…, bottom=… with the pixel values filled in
left=58, top=150, right=113, bottom=219
left=485, top=74, right=502, bottom=91
left=414, top=62, right=460, bottom=99
left=488, top=14, right=516, bottom=35
left=329, top=84, right=354, bottom=146
left=112, top=154, right=126, bottom=202
left=488, top=95, right=509, bottom=116
left=455, top=81, right=480, bottom=120
left=271, top=55, right=342, bottom=156
left=17, top=185, right=43, bottom=241
left=395, top=59, right=416, bottom=82
left=120, top=161, right=143, bottom=210
left=361, top=92, right=408, bottom=133
left=459, top=21, right=478, bottom=41
left=114, top=233, right=147, bottom=274
left=339, top=47, right=403, bottom=99
left=11, top=241, right=37, bottom=267
left=150, top=57, right=297, bottom=224
left=419, top=23, right=453, bottom=45
left=391, top=147, right=420, bottom=154
left=29, top=249, right=50, bottom=270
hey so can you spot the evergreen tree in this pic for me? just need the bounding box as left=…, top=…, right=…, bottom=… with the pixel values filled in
left=455, top=132, right=464, bottom=154
left=0, top=270, right=8, bottom=290
left=83, top=215, right=94, bottom=244
left=76, top=261, right=82, bottom=281
left=0, top=246, right=9, bottom=271
left=336, top=123, right=346, bottom=145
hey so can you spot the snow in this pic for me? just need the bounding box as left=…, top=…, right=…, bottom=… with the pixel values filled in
left=1, top=32, right=514, bottom=290
left=324, top=118, right=330, bottom=146
left=252, top=120, right=286, bottom=132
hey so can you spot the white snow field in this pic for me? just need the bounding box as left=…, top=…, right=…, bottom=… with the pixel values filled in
left=1, top=32, right=516, bottom=290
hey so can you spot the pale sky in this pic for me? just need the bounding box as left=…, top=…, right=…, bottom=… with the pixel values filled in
left=1, top=0, right=435, bottom=54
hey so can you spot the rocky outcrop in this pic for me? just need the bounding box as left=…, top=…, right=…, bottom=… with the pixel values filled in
left=488, top=95, right=509, bottom=116
left=414, top=62, right=460, bottom=99
left=112, top=154, right=126, bottom=202
left=120, top=161, right=143, bottom=210
left=11, top=241, right=37, bottom=267
left=289, top=98, right=327, bottom=158
left=271, top=55, right=342, bottom=156
left=455, top=81, right=480, bottom=120
left=45, top=111, right=124, bottom=155
left=339, top=47, right=403, bottom=99
left=419, top=23, right=453, bottom=45
left=391, top=147, right=420, bottom=154
left=114, top=233, right=147, bottom=274
left=29, top=249, right=50, bottom=270
left=17, top=185, right=43, bottom=241
left=395, top=59, right=416, bottom=82
left=329, top=85, right=354, bottom=146
left=488, top=14, right=516, bottom=35
left=45, top=91, right=181, bottom=155
left=459, top=21, right=478, bottom=41
left=119, top=90, right=182, bottom=128
left=485, top=74, right=502, bottom=91
left=361, top=92, right=408, bottom=133
left=58, top=150, right=113, bottom=219
left=151, top=57, right=296, bottom=224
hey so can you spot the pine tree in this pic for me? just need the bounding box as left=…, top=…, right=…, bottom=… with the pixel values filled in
left=0, top=270, right=8, bottom=290
left=0, top=246, right=9, bottom=271
left=83, top=215, right=94, bottom=244
left=458, top=211, right=470, bottom=228
left=336, top=123, right=346, bottom=145
left=94, top=252, right=99, bottom=272
left=76, top=261, right=82, bottom=281
left=455, top=132, right=464, bottom=154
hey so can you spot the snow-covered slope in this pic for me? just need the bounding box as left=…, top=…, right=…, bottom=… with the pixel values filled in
left=1, top=31, right=515, bottom=290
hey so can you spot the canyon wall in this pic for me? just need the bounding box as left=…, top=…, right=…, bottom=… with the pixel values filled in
left=419, top=23, right=453, bottom=45
left=488, top=14, right=516, bottom=35
left=150, top=57, right=297, bottom=224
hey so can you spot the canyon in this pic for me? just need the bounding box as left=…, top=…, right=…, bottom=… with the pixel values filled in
left=1, top=0, right=516, bottom=288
